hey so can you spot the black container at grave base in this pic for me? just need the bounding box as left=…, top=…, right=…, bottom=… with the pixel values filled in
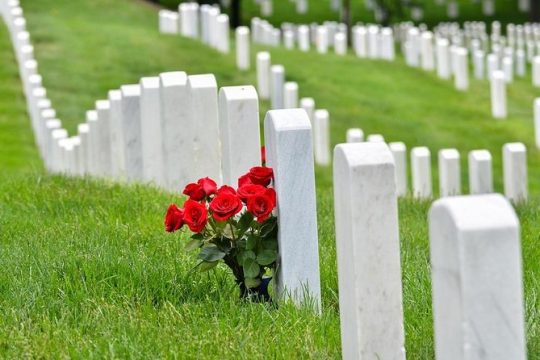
left=238, top=277, right=272, bottom=303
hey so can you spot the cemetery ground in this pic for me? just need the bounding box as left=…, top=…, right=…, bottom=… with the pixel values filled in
left=0, top=0, right=539, bottom=357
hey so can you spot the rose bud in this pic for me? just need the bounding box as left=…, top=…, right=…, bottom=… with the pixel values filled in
left=183, top=183, right=206, bottom=201
left=209, top=193, right=243, bottom=222
left=248, top=166, right=274, bottom=187
left=183, top=199, right=208, bottom=233
left=237, top=184, right=267, bottom=203
left=238, top=173, right=253, bottom=188
left=247, top=188, right=276, bottom=223
left=197, top=177, right=218, bottom=196
left=165, top=204, right=184, bottom=232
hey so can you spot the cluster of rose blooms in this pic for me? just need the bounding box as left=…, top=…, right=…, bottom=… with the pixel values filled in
left=165, top=166, right=276, bottom=234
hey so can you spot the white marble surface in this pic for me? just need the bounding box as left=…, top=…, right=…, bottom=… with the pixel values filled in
left=533, top=56, right=540, bottom=87
left=352, top=26, right=368, bottom=58
left=216, top=14, right=229, bottom=54
left=159, top=71, right=190, bottom=191
left=420, top=31, right=435, bottom=71
left=108, top=89, right=125, bottom=179
left=35, top=99, right=51, bottom=152
left=235, top=27, right=250, bottom=70
left=140, top=77, right=164, bottom=186
left=438, top=148, right=461, bottom=197
left=283, top=30, right=294, bottom=50
left=283, top=81, right=298, bottom=109
left=297, top=25, right=310, bottom=51
left=260, top=0, right=273, bottom=16
left=487, top=53, right=498, bottom=80
left=503, top=142, right=528, bottom=203
left=491, top=70, right=507, bottom=119
left=270, top=65, right=284, bottom=110
left=219, top=85, right=261, bottom=185
left=468, top=150, right=493, bottom=194
left=389, top=141, right=407, bottom=197
left=96, top=100, right=112, bottom=178
left=256, top=52, right=270, bottom=100
left=516, top=49, right=526, bottom=77
left=334, top=32, right=347, bottom=55
left=264, top=109, right=321, bottom=310
left=333, top=142, right=405, bottom=360
left=429, top=194, right=526, bottom=360
left=436, top=38, right=450, bottom=79
left=188, top=74, right=221, bottom=184
left=44, top=118, right=60, bottom=171
left=85, top=110, right=98, bottom=176
left=534, top=98, right=540, bottom=150
left=316, top=26, right=328, bottom=54
left=411, top=146, right=432, bottom=198
left=346, top=128, right=364, bottom=143
left=120, top=84, right=143, bottom=183
left=50, top=128, right=68, bottom=173
left=454, top=47, right=469, bottom=91
left=39, top=107, right=55, bottom=156
left=503, top=57, right=514, bottom=83
left=77, top=123, right=89, bottom=176
left=473, top=50, right=485, bottom=79
left=313, top=109, right=330, bottom=166
left=367, top=134, right=385, bottom=143
left=300, top=97, right=315, bottom=129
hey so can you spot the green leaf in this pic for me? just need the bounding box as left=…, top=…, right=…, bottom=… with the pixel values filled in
left=262, top=238, right=278, bottom=250
left=237, top=250, right=256, bottom=266
left=184, top=239, right=201, bottom=252
left=246, top=234, right=257, bottom=251
left=191, top=233, right=204, bottom=240
left=244, top=277, right=261, bottom=289
left=237, top=212, right=254, bottom=234
left=197, top=246, right=226, bottom=262
left=243, top=258, right=260, bottom=278
left=260, top=217, right=278, bottom=238
left=199, top=261, right=219, bottom=272
left=256, top=249, right=278, bottom=266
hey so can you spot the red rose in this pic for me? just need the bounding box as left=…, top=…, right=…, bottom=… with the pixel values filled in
left=217, top=185, right=237, bottom=196
left=247, top=188, right=276, bottom=223
left=209, top=193, right=243, bottom=222
left=165, top=204, right=184, bottom=232
left=237, top=184, right=267, bottom=203
left=183, top=183, right=206, bottom=201
left=248, top=166, right=273, bottom=186
left=238, top=173, right=253, bottom=188
left=261, top=146, right=266, bottom=165
left=197, top=177, right=217, bottom=196
left=183, top=199, right=208, bottom=233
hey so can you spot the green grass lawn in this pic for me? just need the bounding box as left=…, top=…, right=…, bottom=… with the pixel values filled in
left=0, top=0, right=538, bottom=357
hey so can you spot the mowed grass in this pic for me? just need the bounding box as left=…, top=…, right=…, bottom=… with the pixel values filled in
left=0, top=0, right=536, bottom=357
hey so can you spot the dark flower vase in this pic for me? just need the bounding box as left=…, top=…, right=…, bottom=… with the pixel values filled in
left=239, top=277, right=272, bottom=303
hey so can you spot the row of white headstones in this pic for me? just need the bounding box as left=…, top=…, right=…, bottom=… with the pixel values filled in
left=1, top=0, right=320, bottom=307
left=344, top=132, right=529, bottom=202
left=2, top=1, right=529, bottom=359
left=256, top=0, right=528, bottom=20
left=254, top=17, right=540, bottom=120
left=158, top=5, right=333, bottom=167
left=158, top=4, right=531, bottom=203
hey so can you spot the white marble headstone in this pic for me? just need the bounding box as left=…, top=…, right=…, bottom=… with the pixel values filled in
left=333, top=142, right=405, bottom=360
left=264, top=109, right=321, bottom=310
left=429, top=194, right=526, bottom=360
left=219, top=85, right=261, bottom=185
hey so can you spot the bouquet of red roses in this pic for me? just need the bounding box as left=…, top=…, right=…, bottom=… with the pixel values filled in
left=165, top=166, right=278, bottom=301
